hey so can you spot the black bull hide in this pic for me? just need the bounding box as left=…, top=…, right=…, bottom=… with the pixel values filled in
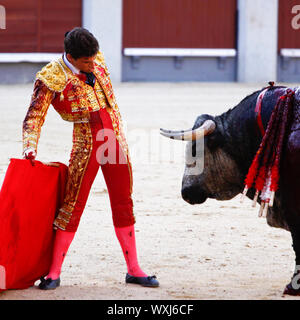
left=165, top=85, right=300, bottom=294
left=186, top=86, right=300, bottom=234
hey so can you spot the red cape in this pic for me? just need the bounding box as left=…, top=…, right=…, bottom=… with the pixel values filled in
left=0, top=159, right=67, bottom=291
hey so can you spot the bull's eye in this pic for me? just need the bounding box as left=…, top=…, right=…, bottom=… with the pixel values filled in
left=186, top=161, right=196, bottom=168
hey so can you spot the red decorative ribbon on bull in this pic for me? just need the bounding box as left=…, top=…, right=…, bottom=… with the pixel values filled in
left=242, top=84, right=295, bottom=217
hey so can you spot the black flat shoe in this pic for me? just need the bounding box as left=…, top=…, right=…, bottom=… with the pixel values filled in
left=125, top=273, right=159, bottom=287
left=38, top=277, right=61, bottom=290
left=283, top=271, right=300, bottom=296
left=283, top=282, right=300, bottom=296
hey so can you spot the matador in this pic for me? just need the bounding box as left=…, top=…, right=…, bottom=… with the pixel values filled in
left=22, top=27, right=159, bottom=289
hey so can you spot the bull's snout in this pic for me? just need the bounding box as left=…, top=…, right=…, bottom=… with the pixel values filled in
left=181, top=186, right=208, bottom=204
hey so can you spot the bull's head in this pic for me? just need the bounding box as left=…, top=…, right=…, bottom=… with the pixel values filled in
left=160, top=115, right=243, bottom=205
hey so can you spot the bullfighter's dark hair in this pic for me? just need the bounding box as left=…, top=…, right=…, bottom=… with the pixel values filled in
left=64, top=27, right=99, bottom=59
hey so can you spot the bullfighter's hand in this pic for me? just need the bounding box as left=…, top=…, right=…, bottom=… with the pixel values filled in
left=23, top=148, right=37, bottom=166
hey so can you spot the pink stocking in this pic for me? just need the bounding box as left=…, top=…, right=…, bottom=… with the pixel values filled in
left=46, top=229, right=75, bottom=280
left=114, top=225, right=147, bottom=277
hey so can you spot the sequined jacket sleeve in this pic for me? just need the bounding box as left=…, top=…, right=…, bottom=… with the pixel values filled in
left=23, top=79, right=54, bottom=154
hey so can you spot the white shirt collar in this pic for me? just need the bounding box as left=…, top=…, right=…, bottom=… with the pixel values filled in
left=63, top=52, right=80, bottom=75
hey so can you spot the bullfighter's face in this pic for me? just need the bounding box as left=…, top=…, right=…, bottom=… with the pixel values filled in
left=67, top=53, right=97, bottom=73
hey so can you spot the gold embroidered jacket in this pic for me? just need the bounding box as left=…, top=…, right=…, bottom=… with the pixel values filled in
left=23, top=51, right=129, bottom=159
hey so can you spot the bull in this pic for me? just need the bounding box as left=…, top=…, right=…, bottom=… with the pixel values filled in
left=160, top=85, right=300, bottom=296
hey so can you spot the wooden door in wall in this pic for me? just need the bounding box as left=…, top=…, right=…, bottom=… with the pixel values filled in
left=0, top=0, right=82, bottom=53
left=123, top=0, right=237, bottom=49
left=278, top=0, right=300, bottom=50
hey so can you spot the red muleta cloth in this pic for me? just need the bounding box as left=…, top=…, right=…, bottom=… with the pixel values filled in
left=0, top=159, right=67, bottom=291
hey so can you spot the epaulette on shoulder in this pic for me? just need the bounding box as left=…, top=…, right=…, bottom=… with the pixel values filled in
left=36, top=60, right=68, bottom=93
left=94, top=51, right=110, bottom=75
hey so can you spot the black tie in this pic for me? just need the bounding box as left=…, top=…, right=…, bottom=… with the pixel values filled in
left=81, top=71, right=96, bottom=88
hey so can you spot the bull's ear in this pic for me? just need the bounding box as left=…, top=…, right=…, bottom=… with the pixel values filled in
left=206, top=127, right=224, bottom=150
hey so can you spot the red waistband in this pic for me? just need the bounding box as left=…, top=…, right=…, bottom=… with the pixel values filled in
left=88, top=108, right=108, bottom=125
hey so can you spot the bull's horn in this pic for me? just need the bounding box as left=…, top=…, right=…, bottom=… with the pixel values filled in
left=160, top=120, right=216, bottom=141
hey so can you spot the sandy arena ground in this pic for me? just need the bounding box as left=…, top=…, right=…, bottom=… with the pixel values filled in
left=0, top=81, right=299, bottom=300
